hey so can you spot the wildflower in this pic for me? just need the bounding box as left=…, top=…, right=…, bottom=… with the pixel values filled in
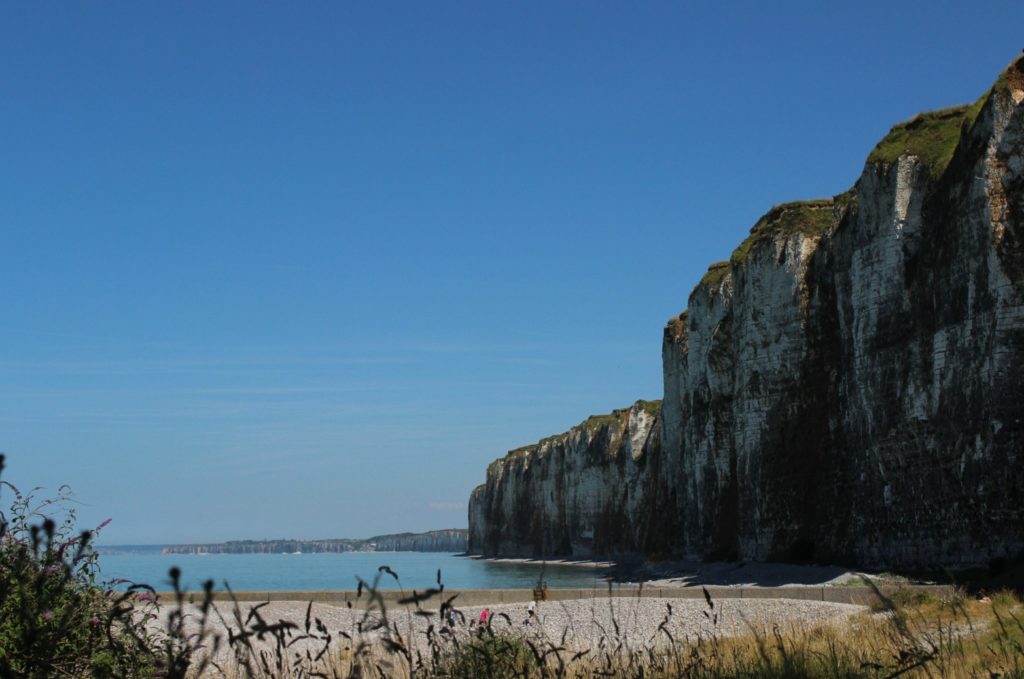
left=42, top=610, right=54, bottom=621
left=90, top=616, right=101, bottom=626
left=95, top=518, right=112, bottom=531
left=137, top=592, right=155, bottom=603
left=55, top=536, right=80, bottom=559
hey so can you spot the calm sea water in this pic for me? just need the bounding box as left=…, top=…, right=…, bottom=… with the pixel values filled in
left=98, top=551, right=609, bottom=592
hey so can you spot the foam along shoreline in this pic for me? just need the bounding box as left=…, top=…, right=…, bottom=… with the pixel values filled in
left=465, top=555, right=615, bottom=569
left=619, top=560, right=876, bottom=588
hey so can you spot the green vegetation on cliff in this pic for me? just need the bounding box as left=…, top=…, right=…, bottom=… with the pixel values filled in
left=867, top=101, right=984, bottom=177
left=583, top=399, right=661, bottom=432
left=582, top=412, right=620, bottom=430
left=711, top=58, right=1022, bottom=280
left=862, top=55, right=1024, bottom=179
left=833, top=187, right=857, bottom=214
left=730, top=199, right=835, bottom=266
left=638, top=398, right=661, bottom=417
left=699, top=261, right=731, bottom=288
left=496, top=400, right=662, bottom=467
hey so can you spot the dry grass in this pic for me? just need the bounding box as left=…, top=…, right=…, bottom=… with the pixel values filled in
left=158, top=573, right=1024, bottom=679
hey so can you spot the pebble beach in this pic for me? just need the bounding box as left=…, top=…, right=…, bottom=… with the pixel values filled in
left=164, top=594, right=867, bottom=671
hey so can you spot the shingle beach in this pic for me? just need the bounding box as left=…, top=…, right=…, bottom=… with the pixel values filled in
left=164, top=595, right=867, bottom=671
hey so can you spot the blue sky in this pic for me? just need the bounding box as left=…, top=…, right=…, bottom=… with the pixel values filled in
left=1, top=2, right=1020, bottom=544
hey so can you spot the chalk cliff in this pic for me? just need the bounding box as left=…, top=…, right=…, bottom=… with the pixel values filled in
left=469, top=57, right=1024, bottom=569
left=468, top=401, right=661, bottom=558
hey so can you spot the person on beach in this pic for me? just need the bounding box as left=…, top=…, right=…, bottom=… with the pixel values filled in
left=446, top=608, right=458, bottom=631
left=525, top=599, right=536, bottom=625
left=476, top=608, right=490, bottom=637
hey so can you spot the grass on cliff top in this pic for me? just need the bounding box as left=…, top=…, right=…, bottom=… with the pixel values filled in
left=638, top=398, right=661, bottom=417
left=582, top=398, right=661, bottom=432
left=497, top=400, right=663, bottom=465
left=699, top=260, right=731, bottom=289
left=866, top=101, right=984, bottom=177
left=729, top=198, right=835, bottom=266
left=503, top=432, right=570, bottom=463
left=708, top=55, right=1021, bottom=281
left=867, top=55, right=1022, bottom=178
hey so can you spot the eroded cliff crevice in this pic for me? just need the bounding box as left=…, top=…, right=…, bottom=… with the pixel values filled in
left=470, top=57, right=1024, bottom=569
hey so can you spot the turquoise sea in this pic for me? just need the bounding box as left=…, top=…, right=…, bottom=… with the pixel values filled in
left=98, top=551, right=609, bottom=592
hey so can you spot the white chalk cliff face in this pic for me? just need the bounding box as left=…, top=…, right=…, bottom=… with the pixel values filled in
left=468, top=402, right=661, bottom=558
left=470, top=57, right=1024, bottom=569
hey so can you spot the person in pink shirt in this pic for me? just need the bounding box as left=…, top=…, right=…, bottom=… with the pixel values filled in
left=476, top=608, right=490, bottom=637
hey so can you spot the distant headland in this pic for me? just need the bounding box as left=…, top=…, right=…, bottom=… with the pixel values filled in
left=159, top=528, right=468, bottom=555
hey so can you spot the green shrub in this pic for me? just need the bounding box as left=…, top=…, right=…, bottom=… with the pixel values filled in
left=0, top=454, right=164, bottom=678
